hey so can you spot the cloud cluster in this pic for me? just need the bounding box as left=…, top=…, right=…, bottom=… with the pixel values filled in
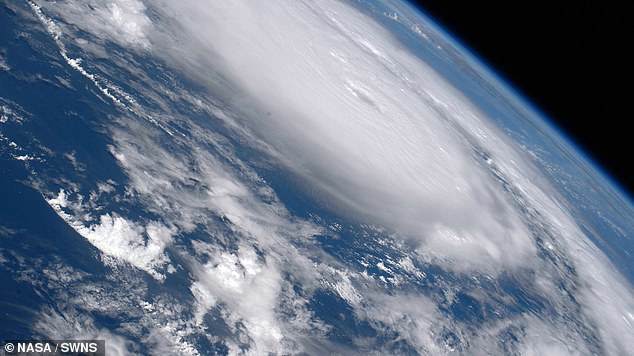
left=47, top=189, right=176, bottom=281
left=14, top=0, right=633, bottom=354
left=36, top=0, right=151, bottom=49
left=147, top=0, right=540, bottom=274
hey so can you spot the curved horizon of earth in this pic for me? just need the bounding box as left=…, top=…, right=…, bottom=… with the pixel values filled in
left=1, top=0, right=632, bottom=355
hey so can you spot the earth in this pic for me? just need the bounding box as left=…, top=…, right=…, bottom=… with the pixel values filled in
left=1, top=1, right=633, bottom=355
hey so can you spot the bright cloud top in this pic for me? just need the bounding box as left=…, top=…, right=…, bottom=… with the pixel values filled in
left=146, top=0, right=540, bottom=273
left=38, top=0, right=151, bottom=49
left=21, top=0, right=633, bottom=354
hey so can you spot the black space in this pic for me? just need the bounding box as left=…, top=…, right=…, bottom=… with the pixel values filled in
left=410, top=0, right=633, bottom=195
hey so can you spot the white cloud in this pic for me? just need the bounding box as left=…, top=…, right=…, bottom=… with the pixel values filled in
left=47, top=189, right=175, bottom=281
left=35, top=0, right=152, bottom=50
left=20, top=0, right=634, bottom=354
left=9, top=252, right=204, bottom=355
left=1, top=100, right=27, bottom=124
left=0, top=53, right=9, bottom=71
left=28, top=1, right=144, bottom=112
left=96, top=116, right=324, bottom=353
left=129, top=4, right=632, bottom=351
left=143, top=0, right=538, bottom=274
left=34, top=307, right=133, bottom=356
left=48, top=188, right=69, bottom=208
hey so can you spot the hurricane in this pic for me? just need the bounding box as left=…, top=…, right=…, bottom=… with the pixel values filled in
left=1, top=1, right=632, bottom=355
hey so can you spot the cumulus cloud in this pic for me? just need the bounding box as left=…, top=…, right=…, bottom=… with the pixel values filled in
left=47, top=189, right=176, bottom=281
left=35, top=0, right=152, bottom=50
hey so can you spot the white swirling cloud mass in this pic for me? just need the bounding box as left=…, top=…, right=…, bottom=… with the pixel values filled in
left=15, top=0, right=633, bottom=354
